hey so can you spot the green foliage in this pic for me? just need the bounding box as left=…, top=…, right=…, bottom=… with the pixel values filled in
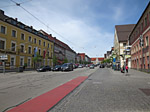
left=64, top=57, right=68, bottom=63
left=24, top=63, right=27, bottom=67
left=102, top=58, right=112, bottom=64
left=33, top=54, right=42, bottom=62
left=53, top=55, right=58, bottom=66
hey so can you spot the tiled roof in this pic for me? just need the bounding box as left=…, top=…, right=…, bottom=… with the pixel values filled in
left=91, top=58, right=96, bottom=61
left=115, top=24, right=135, bottom=42
left=91, top=58, right=104, bottom=61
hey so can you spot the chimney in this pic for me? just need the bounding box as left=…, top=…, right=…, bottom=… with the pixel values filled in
left=0, top=10, right=4, bottom=15
left=49, top=34, right=52, bottom=37
left=15, top=18, right=18, bottom=21
left=30, top=26, right=33, bottom=29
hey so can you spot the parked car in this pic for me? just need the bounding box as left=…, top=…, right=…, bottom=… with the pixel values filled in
left=61, top=63, right=73, bottom=71
left=89, top=64, right=95, bottom=69
left=78, top=64, right=83, bottom=68
left=99, top=64, right=105, bottom=68
left=52, top=65, right=62, bottom=71
left=37, top=65, right=51, bottom=72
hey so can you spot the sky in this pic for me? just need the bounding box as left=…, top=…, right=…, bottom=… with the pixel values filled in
left=0, top=0, right=149, bottom=57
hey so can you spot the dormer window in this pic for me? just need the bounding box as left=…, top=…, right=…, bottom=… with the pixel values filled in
left=11, top=20, right=17, bottom=25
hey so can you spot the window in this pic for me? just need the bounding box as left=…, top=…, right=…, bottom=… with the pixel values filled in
left=21, top=33, right=25, bottom=40
left=136, top=45, right=138, bottom=52
left=1, top=25, right=6, bottom=34
left=141, top=22, right=143, bottom=31
left=11, top=20, right=17, bottom=25
left=28, top=46, right=32, bottom=54
left=43, top=42, right=45, bottom=47
left=39, top=49, right=41, bottom=55
left=43, top=59, right=45, bottom=66
left=48, top=43, right=50, bottom=48
left=11, top=42, right=16, bottom=51
left=0, top=39, right=5, bottom=49
left=28, top=58, right=31, bottom=67
left=28, top=36, right=32, bottom=42
left=47, top=59, right=50, bottom=66
left=123, top=43, right=126, bottom=47
left=145, top=17, right=147, bottom=27
left=146, top=36, right=149, bottom=46
left=48, top=51, right=49, bottom=57
left=20, top=57, right=24, bottom=66
left=39, top=40, right=41, bottom=45
left=51, top=52, right=53, bottom=58
left=10, top=57, right=15, bottom=66
left=20, top=44, right=24, bottom=53
left=12, top=30, right=16, bottom=37
left=34, top=38, right=36, bottom=44
left=147, top=56, right=149, bottom=64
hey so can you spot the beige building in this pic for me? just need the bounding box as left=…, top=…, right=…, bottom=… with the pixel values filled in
left=114, top=24, right=135, bottom=68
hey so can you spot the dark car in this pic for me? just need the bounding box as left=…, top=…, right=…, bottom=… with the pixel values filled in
left=99, top=64, right=105, bottom=68
left=52, top=65, right=62, bottom=71
left=37, top=65, right=51, bottom=72
left=61, top=63, right=73, bottom=71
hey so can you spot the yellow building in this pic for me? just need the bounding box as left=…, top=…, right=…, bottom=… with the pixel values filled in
left=0, top=10, right=54, bottom=70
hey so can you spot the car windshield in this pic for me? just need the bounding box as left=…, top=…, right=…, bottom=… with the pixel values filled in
left=62, top=63, right=68, bottom=67
left=55, top=65, right=60, bottom=68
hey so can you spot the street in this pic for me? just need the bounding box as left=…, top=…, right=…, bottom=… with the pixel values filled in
left=0, top=67, right=97, bottom=112
left=1, top=67, right=150, bottom=112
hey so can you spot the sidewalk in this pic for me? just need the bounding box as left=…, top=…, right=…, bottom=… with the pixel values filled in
left=109, top=68, right=150, bottom=78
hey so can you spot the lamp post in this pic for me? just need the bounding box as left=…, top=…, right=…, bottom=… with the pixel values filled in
left=139, top=35, right=144, bottom=71
left=123, top=45, right=131, bottom=74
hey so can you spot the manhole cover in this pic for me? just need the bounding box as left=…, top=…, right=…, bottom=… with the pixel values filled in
left=139, top=88, right=150, bottom=96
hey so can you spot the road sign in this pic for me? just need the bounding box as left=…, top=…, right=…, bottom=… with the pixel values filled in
left=0, top=55, right=8, bottom=60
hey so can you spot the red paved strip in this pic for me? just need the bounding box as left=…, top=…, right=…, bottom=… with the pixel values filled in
left=7, top=76, right=88, bottom=112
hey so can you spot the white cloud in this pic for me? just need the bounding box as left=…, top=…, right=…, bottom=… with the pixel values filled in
left=112, top=6, right=123, bottom=21
left=0, top=0, right=114, bottom=57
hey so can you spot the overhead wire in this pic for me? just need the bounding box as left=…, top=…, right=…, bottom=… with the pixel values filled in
left=0, top=4, right=16, bottom=8
left=10, top=0, right=85, bottom=51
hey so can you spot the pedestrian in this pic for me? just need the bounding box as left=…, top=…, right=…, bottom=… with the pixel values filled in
left=125, top=65, right=128, bottom=73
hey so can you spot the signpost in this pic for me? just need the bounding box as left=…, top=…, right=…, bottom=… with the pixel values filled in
left=0, top=55, right=8, bottom=74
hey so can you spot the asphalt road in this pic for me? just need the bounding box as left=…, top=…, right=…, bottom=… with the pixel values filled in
left=0, top=67, right=97, bottom=112
left=50, top=68, right=150, bottom=112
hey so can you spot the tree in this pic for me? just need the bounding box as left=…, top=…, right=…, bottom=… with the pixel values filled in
left=33, top=53, right=42, bottom=68
left=64, top=57, right=68, bottom=63
left=53, top=55, right=58, bottom=66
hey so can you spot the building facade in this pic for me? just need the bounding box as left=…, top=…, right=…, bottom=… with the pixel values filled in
left=114, top=24, right=135, bottom=68
left=41, top=30, right=76, bottom=65
left=0, top=10, right=54, bottom=70
left=129, top=2, right=150, bottom=72
left=91, top=57, right=104, bottom=65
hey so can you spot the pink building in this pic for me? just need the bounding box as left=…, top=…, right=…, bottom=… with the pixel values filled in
left=129, top=2, right=150, bottom=72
